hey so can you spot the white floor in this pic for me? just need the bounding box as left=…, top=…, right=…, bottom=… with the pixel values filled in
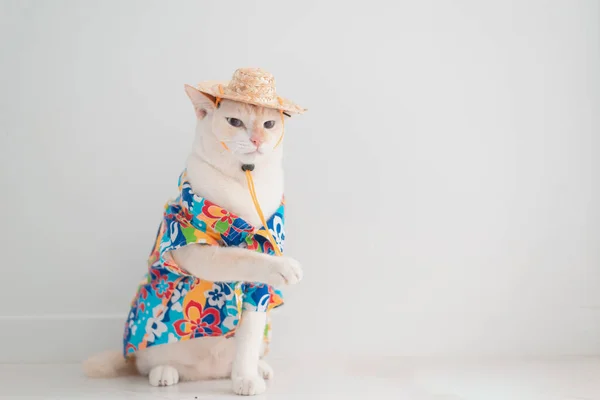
left=1, top=357, right=599, bottom=399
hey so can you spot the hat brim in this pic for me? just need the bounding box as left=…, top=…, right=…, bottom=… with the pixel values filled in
left=194, top=80, right=306, bottom=115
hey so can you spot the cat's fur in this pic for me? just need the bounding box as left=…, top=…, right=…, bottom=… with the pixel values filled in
left=83, top=85, right=303, bottom=396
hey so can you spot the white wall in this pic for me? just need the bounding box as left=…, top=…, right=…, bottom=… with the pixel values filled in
left=1, top=0, right=599, bottom=362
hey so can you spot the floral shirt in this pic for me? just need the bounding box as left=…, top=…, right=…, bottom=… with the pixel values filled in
left=123, top=170, right=285, bottom=357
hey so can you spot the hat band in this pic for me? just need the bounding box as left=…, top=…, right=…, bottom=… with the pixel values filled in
left=214, top=84, right=225, bottom=108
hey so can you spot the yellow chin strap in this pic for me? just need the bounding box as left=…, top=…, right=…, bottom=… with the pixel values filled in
left=215, top=90, right=285, bottom=257
left=242, top=164, right=283, bottom=256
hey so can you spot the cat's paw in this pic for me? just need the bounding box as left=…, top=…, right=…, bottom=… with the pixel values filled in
left=257, top=359, right=274, bottom=380
left=267, top=256, right=303, bottom=287
left=232, top=374, right=267, bottom=396
left=149, top=365, right=179, bottom=387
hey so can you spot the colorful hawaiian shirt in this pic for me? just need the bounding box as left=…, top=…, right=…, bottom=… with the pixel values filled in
left=123, top=170, right=285, bottom=357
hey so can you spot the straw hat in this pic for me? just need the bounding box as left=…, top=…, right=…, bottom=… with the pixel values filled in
left=194, top=68, right=306, bottom=115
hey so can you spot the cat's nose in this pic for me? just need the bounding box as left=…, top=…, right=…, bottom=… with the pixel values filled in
left=250, top=136, right=264, bottom=148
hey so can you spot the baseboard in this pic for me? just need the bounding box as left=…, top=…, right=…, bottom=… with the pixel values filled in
left=2, top=309, right=600, bottom=363
left=0, top=315, right=125, bottom=364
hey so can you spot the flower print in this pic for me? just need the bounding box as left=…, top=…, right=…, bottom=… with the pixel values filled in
left=169, top=220, right=180, bottom=242
left=183, top=207, right=194, bottom=220
left=243, top=293, right=270, bottom=312
left=220, top=213, right=234, bottom=225
left=202, top=202, right=228, bottom=220
left=170, top=282, right=188, bottom=312
left=145, top=305, right=168, bottom=343
left=154, top=277, right=173, bottom=298
left=205, top=284, right=226, bottom=308
left=243, top=283, right=271, bottom=312
left=133, top=286, right=149, bottom=314
left=264, top=321, right=272, bottom=343
left=246, top=236, right=259, bottom=251
left=179, top=182, right=197, bottom=210
left=126, top=312, right=139, bottom=338
left=192, top=193, right=204, bottom=205
left=173, top=301, right=222, bottom=338
left=171, top=289, right=183, bottom=304
left=163, top=259, right=188, bottom=276
left=214, top=216, right=232, bottom=235
left=222, top=315, right=239, bottom=331
left=268, top=286, right=284, bottom=310
left=124, top=343, right=137, bottom=355
left=175, top=208, right=194, bottom=228
left=171, top=302, right=182, bottom=313
left=125, top=175, right=289, bottom=357
left=193, top=219, right=207, bottom=232
left=262, top=240, right=274, bottom=254
left=160, top=220, right=183, bottom=253
left=201, top=203, right=233, bottom=234
left=269, top=215, right=285, bottom=253
left=256, top=293, right=270, bottom=312
left=151, top=270, right=175, bottom=299
left=123, top=314, right=133, bottom=342
left=204, top=283, right=233, bottom=308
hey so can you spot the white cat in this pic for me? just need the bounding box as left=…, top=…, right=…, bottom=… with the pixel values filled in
left=83, top=82, right=303, bottom=396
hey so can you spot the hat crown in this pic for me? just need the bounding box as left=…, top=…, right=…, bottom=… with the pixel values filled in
left=226, top=68, right=277, bottom=102
left=194, top=67, right=305, bottom=114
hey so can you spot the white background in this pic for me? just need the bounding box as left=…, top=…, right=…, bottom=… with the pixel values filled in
left=1, top=0, right=598, bottom=362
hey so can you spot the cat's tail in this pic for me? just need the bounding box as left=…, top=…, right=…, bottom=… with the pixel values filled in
left=83, top=350, right=138, bottom=378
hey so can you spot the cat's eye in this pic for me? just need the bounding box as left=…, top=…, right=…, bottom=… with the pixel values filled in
left=227, top=118, right=244, bottom=128
left=264, top=120, right=276, bottom=129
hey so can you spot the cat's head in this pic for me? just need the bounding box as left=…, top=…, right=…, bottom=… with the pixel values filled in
left=184, top=84, right=287, bottom=166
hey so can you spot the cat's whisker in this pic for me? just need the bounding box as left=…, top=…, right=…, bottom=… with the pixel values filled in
left=221, top=140, right=254, bottom=147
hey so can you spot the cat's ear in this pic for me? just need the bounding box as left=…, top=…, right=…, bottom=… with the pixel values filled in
left=184, top=84, right=216, bottom=119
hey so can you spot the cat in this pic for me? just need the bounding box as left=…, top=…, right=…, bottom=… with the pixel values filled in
left=83, top=83, right=303, bottom=396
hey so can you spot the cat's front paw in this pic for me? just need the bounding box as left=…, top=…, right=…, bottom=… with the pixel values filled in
left=267, top=256, right=303, bottom=287
left=149, top=365, right=179, bottom=387
left=232, top=374, right=267, bottom=396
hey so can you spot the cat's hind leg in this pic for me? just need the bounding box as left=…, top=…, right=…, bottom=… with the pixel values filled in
left=258, top=359, right=274, bottom=380
left=148, top=365, right=179, bottom=387
left=136, top=336, right=236, bottom=386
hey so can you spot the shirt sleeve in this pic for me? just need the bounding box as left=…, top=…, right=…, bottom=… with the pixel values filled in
left=157, top=204, right=221, bottom=277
